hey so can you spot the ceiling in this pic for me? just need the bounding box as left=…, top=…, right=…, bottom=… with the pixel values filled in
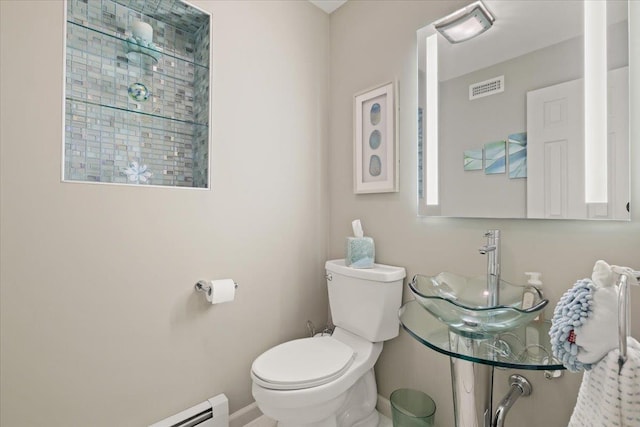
left=308, top=0, right=347, bottom=14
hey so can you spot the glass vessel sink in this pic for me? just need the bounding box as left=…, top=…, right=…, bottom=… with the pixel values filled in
left=408, top=273, right=548, bottom=338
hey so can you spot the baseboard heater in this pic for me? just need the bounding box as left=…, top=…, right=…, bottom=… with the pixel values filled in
left=149, top=394, right=229, bottom=427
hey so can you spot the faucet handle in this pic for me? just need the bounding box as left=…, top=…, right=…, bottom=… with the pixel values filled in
left=484, top=229, right=500, bottom=238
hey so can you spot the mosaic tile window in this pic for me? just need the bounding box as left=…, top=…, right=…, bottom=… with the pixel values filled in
left=64, top=0, right=211, bottom=188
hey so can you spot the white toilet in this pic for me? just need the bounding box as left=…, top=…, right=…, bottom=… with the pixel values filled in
left=251, top=259, right=406, bottom=427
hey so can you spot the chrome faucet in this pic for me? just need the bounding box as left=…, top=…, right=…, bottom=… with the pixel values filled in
left=479, top=229, right=500, bottom=307
left=493, top=374, right=532, bottom=427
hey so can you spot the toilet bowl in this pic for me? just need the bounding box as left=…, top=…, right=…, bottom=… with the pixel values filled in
left=251, top=260, right=406, bottom=427
left=252, top=328, right=381, bottom=426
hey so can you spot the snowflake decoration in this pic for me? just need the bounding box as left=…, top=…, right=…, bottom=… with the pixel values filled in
left=124, top=161, right=152, bottom=183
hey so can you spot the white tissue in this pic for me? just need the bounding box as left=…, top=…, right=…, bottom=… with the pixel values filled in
left=206, top=279, right=236, bottom=304
left=352, top=219, right=364, bottom=238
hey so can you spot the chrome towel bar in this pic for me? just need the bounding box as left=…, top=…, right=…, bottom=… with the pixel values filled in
left=617, top=269, right=640, bottom=373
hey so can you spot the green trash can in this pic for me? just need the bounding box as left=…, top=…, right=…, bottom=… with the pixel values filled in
left=390, top=388, right=436, bottom=427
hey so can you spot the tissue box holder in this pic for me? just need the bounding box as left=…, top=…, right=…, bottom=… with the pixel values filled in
left=346, top=237, right=375, bottom=268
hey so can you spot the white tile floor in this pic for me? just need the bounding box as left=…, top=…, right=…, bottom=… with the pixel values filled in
left=378, top=413, right=393, bottom=426
left=245, top=412, right=392, bottom=427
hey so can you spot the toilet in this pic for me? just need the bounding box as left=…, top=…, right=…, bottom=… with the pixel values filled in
left=251, top=259, right=406, bottom=427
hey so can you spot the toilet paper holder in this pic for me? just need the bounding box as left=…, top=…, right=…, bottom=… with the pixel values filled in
left=194, top=280, right=238, bottom=297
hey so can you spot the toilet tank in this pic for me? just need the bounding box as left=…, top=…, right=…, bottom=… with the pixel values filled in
left=325, top=259, right=406, bottom=342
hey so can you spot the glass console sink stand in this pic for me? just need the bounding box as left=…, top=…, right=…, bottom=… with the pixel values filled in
left=400, top=300, right=564, bottom=370
left=400, top=301, right=565, bottom=427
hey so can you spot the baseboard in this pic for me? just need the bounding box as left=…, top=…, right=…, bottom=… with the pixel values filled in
left=229, top=402, right=262, bottom=427
left=377, top=394, right=392, bottom=418
left=231, top=395, right=391, bottom=426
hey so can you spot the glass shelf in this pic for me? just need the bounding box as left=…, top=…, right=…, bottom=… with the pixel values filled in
left=66, top=20, right=210, bottom=127
left=66, top=20, right=209, bottom=69
left=66, top=97, right=208, bottom=128
left=66, top=25, right=203, bottom=89
left=399, top=300, right=566, bottom=371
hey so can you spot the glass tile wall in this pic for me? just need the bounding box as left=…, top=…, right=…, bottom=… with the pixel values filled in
left=64, top=0, right=210, bottom=187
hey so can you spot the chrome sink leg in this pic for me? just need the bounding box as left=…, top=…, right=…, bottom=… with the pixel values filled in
left=449, top=333, right=496, bottom=427
left=492, top=374, right=532, bottom=427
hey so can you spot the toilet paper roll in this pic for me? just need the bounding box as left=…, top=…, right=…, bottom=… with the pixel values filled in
left=206, top=279, right=236, bottom=304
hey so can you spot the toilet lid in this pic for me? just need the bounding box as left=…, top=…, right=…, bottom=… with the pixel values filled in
left=251, top=336, right=356, bottom=390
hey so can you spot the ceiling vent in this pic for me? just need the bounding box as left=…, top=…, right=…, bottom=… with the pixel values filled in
left=469, top=75, right=504, bottom=100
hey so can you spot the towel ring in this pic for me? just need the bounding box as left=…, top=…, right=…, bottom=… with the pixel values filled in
left=617, top=274, right=629, bottom=372
left=617, top=269, right=640, bottom=373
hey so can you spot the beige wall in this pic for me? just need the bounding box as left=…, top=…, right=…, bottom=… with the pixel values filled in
left=0, top=1, right=329, bottom=425
left=329, top=1, right=640, bottom=426
left=2, top=1, right=639, bottom=426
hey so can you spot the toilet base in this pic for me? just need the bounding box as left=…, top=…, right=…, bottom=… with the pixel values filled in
left=351, top=410, right=379, bottom=427
left=270, top=369, right=379, bottom=427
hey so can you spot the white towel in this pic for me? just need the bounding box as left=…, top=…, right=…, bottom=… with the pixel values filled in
left=575, top=285, right=618, bottom=365
left=568, top=337, right=640, bottom=427
left=577, top=261, right=640, bottom=365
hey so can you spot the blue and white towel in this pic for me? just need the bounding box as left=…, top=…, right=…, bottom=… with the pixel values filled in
left=550, top=260, right=640, bottom=426
left=549, top=278, right=596, bottom=371
left=550, top=261, right=638, bottom=371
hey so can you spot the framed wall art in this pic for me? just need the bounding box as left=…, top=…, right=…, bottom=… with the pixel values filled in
left=354, top=81, right=398, bottom=193
left=508, top=132, right=527, bottom=178
left=484, top=140, right=506, bottom=175
left=463, top=149, right=483, bottom=171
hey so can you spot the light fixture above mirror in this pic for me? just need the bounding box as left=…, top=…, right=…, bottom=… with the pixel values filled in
left=434, top=1, right=495, bottom=44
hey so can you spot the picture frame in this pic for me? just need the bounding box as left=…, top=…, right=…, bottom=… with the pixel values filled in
left=354, top=81, right=398, bottom=194
left=484, top=140, right=506, bottom=175
left=508, top=132, right=527, bottom=178
left=463, top=149, right=483, bottom=171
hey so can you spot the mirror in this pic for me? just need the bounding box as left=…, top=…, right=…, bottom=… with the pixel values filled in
left=63, top=0, right=211, bottom=188
left=417, top=0, right=630, bottom=219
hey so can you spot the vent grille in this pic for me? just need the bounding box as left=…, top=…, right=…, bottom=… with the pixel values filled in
left=469, top=75, right=504, bottom=100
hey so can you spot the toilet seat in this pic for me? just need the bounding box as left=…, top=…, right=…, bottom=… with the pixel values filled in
left=251, top=336, right=356, bottom=390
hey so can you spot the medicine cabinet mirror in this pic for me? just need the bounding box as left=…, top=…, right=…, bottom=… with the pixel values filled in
left=63, top=0, right=211, bottom=188
left=417, top=0, right=630, bottom=220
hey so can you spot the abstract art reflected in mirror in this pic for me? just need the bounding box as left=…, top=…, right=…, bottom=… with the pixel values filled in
left=63, top=0, right=211, bottom=188
left=417, top=0, right=630, bottom=220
